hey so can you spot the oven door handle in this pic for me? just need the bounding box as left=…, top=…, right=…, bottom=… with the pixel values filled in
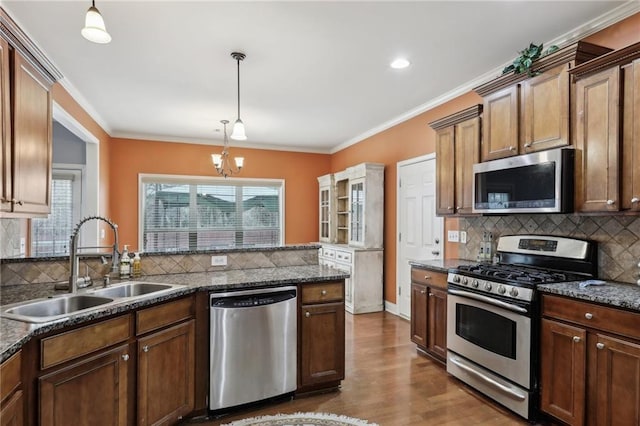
left=449, top=355, right=527, bottom=401
left=448, top=288, right=528, bottom=314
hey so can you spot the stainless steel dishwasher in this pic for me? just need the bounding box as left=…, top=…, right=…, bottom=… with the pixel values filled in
left=209, top=286, right=297, bottom=411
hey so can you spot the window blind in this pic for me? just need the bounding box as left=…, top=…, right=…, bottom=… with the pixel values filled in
left=31, top=174, right=77, bottom=256
left=141, top=177, right=283, bottom=252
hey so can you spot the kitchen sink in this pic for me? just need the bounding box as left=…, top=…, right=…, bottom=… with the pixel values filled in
left=1, top=295, right=115, bottom=323
left=90, top=282, right=177, bottom=298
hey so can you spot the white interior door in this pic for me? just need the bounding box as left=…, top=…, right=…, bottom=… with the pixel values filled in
left=397, top=154, right=443, bottom=319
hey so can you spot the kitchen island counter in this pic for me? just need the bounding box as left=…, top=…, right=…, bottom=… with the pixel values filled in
left=0, top=264, right=349, bottom=362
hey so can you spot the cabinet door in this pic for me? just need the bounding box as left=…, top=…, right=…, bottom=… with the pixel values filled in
left=435, top=126, right=455, bottom=215
left=348, top=179, right=364, bottom=245
left=622, top=59, right=640, bottom=211
left=319, top=186, right=331, bottom=241
left=426, top=287, right=447, bottom=360
left=521, top=64, right=570, bottom=153
left=454, top=117, right=480, bottom=214
left=299, top=302, right=345, bottom=388
left=575, top=66, right=620, bottom=212
left=591, top=334, right=640, bottom=426
left=0, top=390, right=23, bottom=426
left=540, top=318, right=586, bottom=426
left=482, top=85, right=519, bottom=161
left=410, top=283, right=428, bottom=348
left=0, top=38, right=10, bottom=213
left=11, top=50, right=52, bottom=215
left=138, top=320, right=195, bottom=426
left=39, top=345, right=130, bottom=426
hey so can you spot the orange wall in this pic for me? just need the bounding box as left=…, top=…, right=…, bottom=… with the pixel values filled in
left=331, top=12, right=640, bottom=305
left=109, top=138, right=331, bottom=250
left=331, top=91, right=481, bottom=304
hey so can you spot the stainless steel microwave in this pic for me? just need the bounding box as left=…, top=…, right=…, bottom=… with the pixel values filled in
left=472, top=148, right=574, bottom=214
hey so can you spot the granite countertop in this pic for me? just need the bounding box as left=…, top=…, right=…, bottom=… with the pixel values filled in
left=0, top=265, right=349, bottom=363
left=538, top=280, right=640, bottom=312
left=409, top=258, right=478, bottom=273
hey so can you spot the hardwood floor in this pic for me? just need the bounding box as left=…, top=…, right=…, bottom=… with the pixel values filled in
left=190, top=312, right=527, bottom=425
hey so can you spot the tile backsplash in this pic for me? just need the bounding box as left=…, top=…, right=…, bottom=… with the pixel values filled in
left=460, top=214, right=640, bottom=284
left=1, top=246, right=319, bottom=286
left=0, top=219, right=24, bottom=258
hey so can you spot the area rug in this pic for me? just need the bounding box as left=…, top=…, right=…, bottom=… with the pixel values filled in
left=221, top=412, right=378, bottom=426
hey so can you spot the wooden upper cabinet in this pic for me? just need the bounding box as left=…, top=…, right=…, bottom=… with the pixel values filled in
left=481, top=85, right=519, bottom=161
left=521, top=63, right=570, bottom=153
left=0, top=37, right=10, bottom=214
left=430, top=105, right=482, bottom=216
left=474, top=41, right=611, bottom=162
left=569, top=42, right=640, bottom=213
left=622, top=58, right=640, bottom=211
left=435, top=126, right=455, bottom=215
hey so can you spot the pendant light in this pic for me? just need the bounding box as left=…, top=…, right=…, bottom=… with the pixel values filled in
left=212, top=120, right=244, bottom=178
left=230, top=52, right=247, bottom=141
left=81, top=0, right=112, bottom=44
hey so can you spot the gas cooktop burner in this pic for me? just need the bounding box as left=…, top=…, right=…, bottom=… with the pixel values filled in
left=455, top=263, right=578, bottom=285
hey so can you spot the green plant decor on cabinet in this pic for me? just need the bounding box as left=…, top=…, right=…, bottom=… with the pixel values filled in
left=502, top=42, right=559, bottom=77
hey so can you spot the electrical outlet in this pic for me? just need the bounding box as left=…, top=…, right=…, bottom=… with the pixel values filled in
left=211, top=255, right=228, bottom=266
left=460, top=231, right=467, bottom=244
left=447, top=230, right=459, bottom=243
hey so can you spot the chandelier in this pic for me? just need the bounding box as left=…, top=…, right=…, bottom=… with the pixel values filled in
left=212, top=120, right=244, bottom=178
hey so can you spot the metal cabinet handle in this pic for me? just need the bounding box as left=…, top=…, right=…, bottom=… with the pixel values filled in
left=456, top=206, right=461, bottom=210
left=435, top=238, right=440, bottom=244
left=585, top=312, right=593, bottom=320
left=573, top=336, right=581, bottom=343
left=524, top=143, right=532, bottom=148
left=596, top=343, right=605, bottom=350
left=122, top=354, right=129, bottom=361
left=12, top=199, right=23, bottom=206
left=428, top=293, right=433, bottom=297
left=143, top=346, right=149, bottom=353
left=420, top=290, right=426, bottom=294
left=305, top=311, right=310, bottom=318
left=606, top=200, right=615, bottom=206
left=432, top=250, right=440, bottom=256
left=447, top=206, right=453, bottom=210
left=321, top=290, right=327, bottom=296
left=424, top=275, right=431, bottom=280
left=0, top=198, right=10, bottom=204
left=632, top=197, right=639, bottom=204
left=509, top=146, right=516, bottom=151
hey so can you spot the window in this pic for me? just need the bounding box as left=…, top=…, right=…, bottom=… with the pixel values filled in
left=31, top=169, right=82, bottom=256
left=140, top=175, right=284, bottom=252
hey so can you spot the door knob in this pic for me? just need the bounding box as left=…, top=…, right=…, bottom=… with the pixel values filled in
left=321, top=290, right=327, bottom=296
left=585, top=312, right=593, bottom=320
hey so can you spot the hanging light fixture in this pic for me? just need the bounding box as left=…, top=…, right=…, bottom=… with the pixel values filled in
left=81, top=0, right=112, bottom=44
left=230, top=52, right=247, bottom=140
left=212, top=120, right=244, bottom=178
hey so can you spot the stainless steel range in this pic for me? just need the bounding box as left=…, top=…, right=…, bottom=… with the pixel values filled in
left=446, top=235, right=597, bottom=420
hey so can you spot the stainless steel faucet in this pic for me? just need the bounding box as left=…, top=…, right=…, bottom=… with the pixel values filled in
left=57, top=216, right=120, bottom=293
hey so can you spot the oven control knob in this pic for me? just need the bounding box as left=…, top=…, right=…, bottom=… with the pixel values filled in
left=497, top=285, right=506, bottom=295
left=484, top=283, right=492, bottom=291
left=453, top=275, right=461, bottom=283
left=462, top=277, right=469, bottom=285
left=509, top=288, right=519, bottom=297
left=472, top=280, right=479, bottom=288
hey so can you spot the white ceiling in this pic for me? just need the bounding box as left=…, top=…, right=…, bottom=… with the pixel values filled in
left=2, top=1, right=635, bottom=153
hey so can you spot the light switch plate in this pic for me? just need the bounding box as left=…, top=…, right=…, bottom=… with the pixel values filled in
left=460, top=231, right=467, bottom=244
left=211, top=255, right=228, bottom=266
left=447, top=230, right=459, bottom=243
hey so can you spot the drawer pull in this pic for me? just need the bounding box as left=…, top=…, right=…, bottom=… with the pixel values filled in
left=424, top=275, right=431, bottom=280
left=572, top=336, right=581, bottom=343
left=143, top=346, right=149, bottom=353
left=305, top=311, right=310, bottom=318
left=321, top=290, right=327, bottom=296
left=122, top=354, right=129, bottom=361
left=596, top=343, right=605, bottom=350
left=585, top=312, right=593, bottom=320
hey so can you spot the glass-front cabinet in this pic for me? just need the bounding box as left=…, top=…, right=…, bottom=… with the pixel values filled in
left=349, top=180, right=364, bottom=245
left=317, top=174, right=334, bottom=243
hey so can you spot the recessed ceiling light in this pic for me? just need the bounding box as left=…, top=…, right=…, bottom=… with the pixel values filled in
left=390, top=58, right=410, bottom=69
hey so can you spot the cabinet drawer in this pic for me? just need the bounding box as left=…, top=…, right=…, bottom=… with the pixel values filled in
left=301, top=282, right=344, bottom=304
left=136, top=296, right=194, bottom=336
left=0, top=350, right=21, bottom=402
left=335, top=250, right=352, bottom=264
left=321, top=247, right=336, bottom=259
left=411, top=269, right=448, bottom=290
left=41, top=315, right=131, bottom=369
left=542, top=295, right=640, bottom=340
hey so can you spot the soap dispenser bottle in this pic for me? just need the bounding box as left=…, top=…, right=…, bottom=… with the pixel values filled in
left=120, top=245, right=131, bottom=279
left=132, top=252, right=141, bottom=278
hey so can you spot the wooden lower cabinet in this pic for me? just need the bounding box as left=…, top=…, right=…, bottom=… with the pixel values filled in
left=410, top=268, right=447, bottom=362
left=137, top=320, right=195, bottom=426
left=0, top=390, right=23, bottom=426
left=540, top=295, right=640, bottom=426
left=298, top=281, right=345, bottom=392
left=1, top=350, right=23, bottom=426
left=39, top=344, right=130, bottom=426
